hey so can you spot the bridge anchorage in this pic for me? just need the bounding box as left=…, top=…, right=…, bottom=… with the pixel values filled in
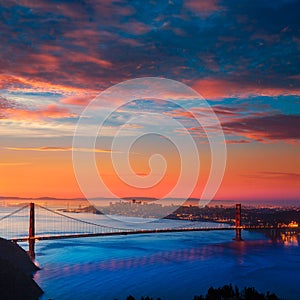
left=1, top=202, right=248, bottom=261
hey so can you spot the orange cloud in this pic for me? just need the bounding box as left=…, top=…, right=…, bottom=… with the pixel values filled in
left=2, top=95, right=75, bottom=121
left=226, top=139, right=251, bottom=144
left=5, top=104, right=75, bottom=120
left=122, top=123, right=144, bottom=129
left=164, top=109, right=195, bottom=119
left=39, top=104, right=75, bottom=118
left=243, top=171, right=300, bottom=181
left=193, top=78, right=300, bottom=99
left=0, top=74, right=95, bottom=94
left=60, top=93, right=98, bottom=106
left=5, top=146, right=116, bottom=153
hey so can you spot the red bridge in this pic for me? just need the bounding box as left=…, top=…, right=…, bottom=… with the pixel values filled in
left=0, top=203, right=276, bottom=260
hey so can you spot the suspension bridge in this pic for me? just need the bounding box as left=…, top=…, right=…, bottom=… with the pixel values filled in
left=0, top=203, right=273, bottom=260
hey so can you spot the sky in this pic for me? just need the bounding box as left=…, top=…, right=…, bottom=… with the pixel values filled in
left=0, top=0, right=299, bottom=202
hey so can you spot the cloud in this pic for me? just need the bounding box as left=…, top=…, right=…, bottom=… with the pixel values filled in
left=226, top=139, right=251, bottom=144
left=4, top=146, right=116, bottom=153
left=0, top=95, right=24, bottom=118
left=163, top=105, right=241, bottom=127
left=243, top=171, right=300, bottom=180
left=122, top=123, right=144, bottom=129
left=0, top=74, right=96, bottom=94
left=0, top=0, right=299, bottom=100
left=192, top=78, right=300, bottom=100
left=60, top=93, right=98, bottom=106
left=5, top=103, right=76, bottom=120
left=0, top=119, right=76, bottom=137
left=0, top=95, right=22, bottom=109
left=222, top=114, right=300, bottom=142
left=163, top=104, right=299, bottom=143
left=0, top=98, right=10, bottom=118
left=164, top=109, right=195, bottom=119
left=213, top=105, right=241, bottom=116
left=37, top=104, right=75, bottom=119
left=0, top=0, right=299, bottom=136
left=260, top=171, right=300, bottom=178
left=115, top=21, right=150, bottom=35
left=7, top=0, right=134, bottom=20
left=184, top=0, right=222, bottom=17
left=0, top=96, right=14, bottom=109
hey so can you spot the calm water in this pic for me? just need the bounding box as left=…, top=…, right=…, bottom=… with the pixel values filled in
left=32, top=229, right=300, bottom=299
left=29, top=230, right=300, bottom=300
left=1, top=207, right=300, bottom=300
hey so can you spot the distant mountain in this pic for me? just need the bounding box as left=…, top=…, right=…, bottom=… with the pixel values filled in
left=0, top=196, right=86, bottom=201
left=122, top=197, right=158, bottom=202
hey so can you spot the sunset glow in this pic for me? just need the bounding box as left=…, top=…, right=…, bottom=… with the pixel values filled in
left=0, top=0, right=299, bottom=202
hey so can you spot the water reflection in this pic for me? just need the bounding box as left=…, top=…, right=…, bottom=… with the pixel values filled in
left=280, top=232, right=299, bottom=246
left=36, top=238, right=281, bottom=277
left=31, top=230, right=300, bottom=300
left=37, top=245, right=226, bottom=277
left=264, top=228, right=299, bottom=246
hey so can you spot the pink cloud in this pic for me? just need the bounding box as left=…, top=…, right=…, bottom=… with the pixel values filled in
left=192, top=78, right=300, bottom=100
left=92, top=1, right=134, bottom=18
left=65, top=51, right=112, bottom=68
left=164, top=106, right=240, bottom=120
left=121, top=21, right=150, bottom=35
left=226, top=139, right=251, bottom=144
left=39, top=104, right=75, bottom=118
left=60, top=93, right=98, bottom=106
left=26, top=48, right=112, bottom=70
left=0, top=73, right=100, bottom=95
left=164, top=109, right=195, bottom=119
left=222, top=114, right=300, bottom=142
left=184, top=0, right=222, bottom=17
left=5, top=104, right=76, bottom=120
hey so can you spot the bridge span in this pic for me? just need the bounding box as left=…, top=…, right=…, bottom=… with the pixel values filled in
left=11, top=225, right=275, bottom=243
left=0, top=202, right=276, bottom=260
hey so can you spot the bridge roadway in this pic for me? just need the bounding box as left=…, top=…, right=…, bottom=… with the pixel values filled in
left=11, top=225, right=275, bottom=243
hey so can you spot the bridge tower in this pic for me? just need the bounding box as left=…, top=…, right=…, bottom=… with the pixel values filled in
left=234, top=203, right=243, bottom=241
left=28, top=202, right=35, bottom=260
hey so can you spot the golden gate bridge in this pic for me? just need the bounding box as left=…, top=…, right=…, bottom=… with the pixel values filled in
left=0, top=203, right=274, bottom=260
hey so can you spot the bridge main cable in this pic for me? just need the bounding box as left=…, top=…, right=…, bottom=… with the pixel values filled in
left=0, top=204, right=29, bottom=222
left=36, top=204, right=132, bottom=232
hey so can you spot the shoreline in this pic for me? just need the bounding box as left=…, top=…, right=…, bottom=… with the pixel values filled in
left=0, top=238, right=43, bottom=299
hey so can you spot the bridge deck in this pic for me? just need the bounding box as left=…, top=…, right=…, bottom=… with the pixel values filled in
left=11, top=225, right=275, bottom=243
